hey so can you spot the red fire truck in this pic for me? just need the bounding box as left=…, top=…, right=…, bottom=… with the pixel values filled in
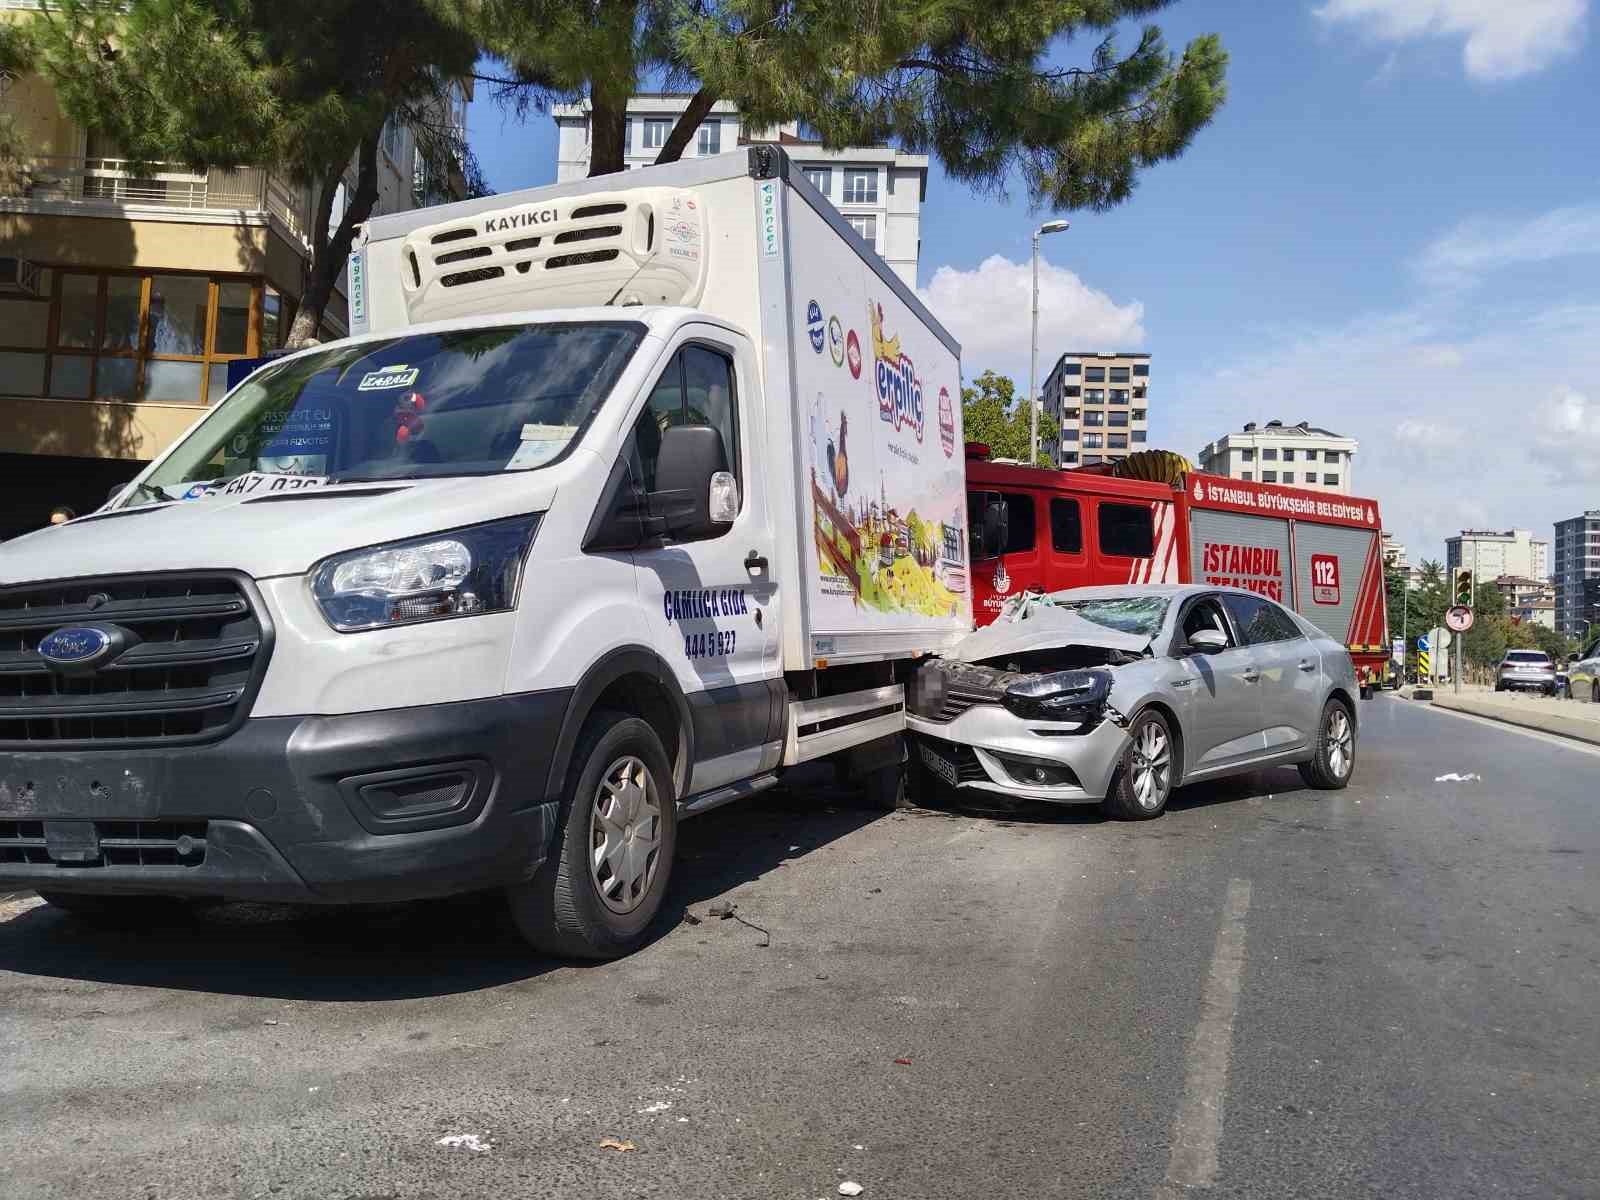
left=965, top=448, right=1390, bottom=697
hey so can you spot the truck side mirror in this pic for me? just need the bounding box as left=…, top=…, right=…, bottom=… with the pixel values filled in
left=650, top=425, right=735, bottom=541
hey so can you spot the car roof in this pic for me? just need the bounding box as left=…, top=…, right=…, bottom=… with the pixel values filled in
left=1043, top=583, right=1275, bottom=603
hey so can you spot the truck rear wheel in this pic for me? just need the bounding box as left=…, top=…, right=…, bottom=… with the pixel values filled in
left=506, top=709, right=677, bottom=960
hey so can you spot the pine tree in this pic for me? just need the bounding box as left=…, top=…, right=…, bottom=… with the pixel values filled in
left=481, top=0, right=1226, bottom=209
left=31, top=0, right=484, bottom=346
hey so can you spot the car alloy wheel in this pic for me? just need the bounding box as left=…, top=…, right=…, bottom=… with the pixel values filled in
left=1325, top=705, right=1353, bottom=780
left=1130, top=718, right=1173, bottom=811
left=589, top=754, right=663, bottom=915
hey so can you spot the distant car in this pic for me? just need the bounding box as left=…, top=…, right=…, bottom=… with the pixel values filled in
left=1495, top=650, right=1557, bottom=696
left=906, top=583, right=1360, bottom=821
left=1568, top=639, right=1600, bottom=702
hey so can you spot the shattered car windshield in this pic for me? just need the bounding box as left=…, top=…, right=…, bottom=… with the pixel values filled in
left=1045, top=595, right=1170, bottom=638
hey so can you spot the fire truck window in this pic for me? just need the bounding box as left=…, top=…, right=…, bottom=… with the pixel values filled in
left=1050, top=498, right=1083, bottom=553
left=1221, top=594, right=1303, bottom=644
left=1098, top=502, right=1154, bottom=558
left=1003, top=493, right=1035, bottom=554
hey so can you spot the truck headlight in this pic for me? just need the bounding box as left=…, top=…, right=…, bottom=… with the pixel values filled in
left=310, top=515, right=541, bottom=632
left=1001, top=668, right=1112, bottom=721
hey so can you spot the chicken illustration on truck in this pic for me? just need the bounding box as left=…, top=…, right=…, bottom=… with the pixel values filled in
left=0, top=146, right=966, bottom=958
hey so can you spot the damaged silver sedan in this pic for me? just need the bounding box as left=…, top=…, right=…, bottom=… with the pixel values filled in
left=907, top=584, right=1360, bottom=819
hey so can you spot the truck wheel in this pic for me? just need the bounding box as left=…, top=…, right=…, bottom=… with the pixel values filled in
left=1101, top=710, right=1174, bottom=821
left=865, top=760, right=916, bottom=811
left=1297, top=699, right=1355, bottom=790
left=506, top=709, right=677, bottom=960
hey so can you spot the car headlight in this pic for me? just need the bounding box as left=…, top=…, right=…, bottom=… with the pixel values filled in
left=1002, top=668, right=1112, bottom=720
left=310, top=515, right=541, bottom=632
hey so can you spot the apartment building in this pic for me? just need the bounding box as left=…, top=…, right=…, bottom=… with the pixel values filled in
left=0, top=30, right=468, bottom=534
left=1494, top=576, right=1556, bottom=631
left=1381, top=531, right=1422, bottom=590
left=1445, top=529, right=1549, bottom=582
left=1039, top=352, right=1150, bottom=468
left=553, top=95, right=928, bottom=286
left=1196, top=420, right=1358, bottom=492
left=1554, top=511, right=1600, bottom=637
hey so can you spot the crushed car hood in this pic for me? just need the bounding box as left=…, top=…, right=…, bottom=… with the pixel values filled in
left=949, top=604, right=1152, bottom=664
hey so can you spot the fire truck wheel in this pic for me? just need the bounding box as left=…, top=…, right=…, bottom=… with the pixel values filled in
left=1102, top=710, right=1174, bottom=821
left=506, top=710, right=677, bottom=960
left=1298, top=699, right=1355, bottom=791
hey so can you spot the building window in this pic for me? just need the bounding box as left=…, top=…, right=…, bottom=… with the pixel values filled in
left=1282, top=472, right=1295, bottom=484
left=1262, top=448, right=1278, bottom=460
left=642, top=118, right=670, bottom=149
left=1132, top=430, right=1147, bottom=443
left=0, top=269, right=262, bottom=406
left=1324, top=450, right=1339, bottom=463
left=1283, top=448, right=1296, bottom=462
left=1084, top=433, right=1103, bottom=448
left=1084, top=389, right=1105, bottom=403
left=1241, top=448, right=1255, bottom=461
left=1133, top=386, right=1146, bottom=399
left=1131, top=409, right=1146, bottom=422
left=1084, top=412, right=1104, bottom=427
left=697, top=121, right=722, bottom=156
left=843, top=169, right=877, bottom=204
left=845, top=214, right=877, bottom=244
left=1108, top=433, right=1128, bottom=449
left=802, top=166, right=831, bottom=196
left=1109, top=389, right=1127, bottom=404
left=1242, top=470, right=1253, bottom=481
left=382, top=116, right=404, bottom=164
left=1082, top=454, right=1103, bottom=464
left=1132, top=363, right=1149, bottom=377
left=1062, top=362, right=1080, bottom=376
left=1085, top=366, right=1105, bottom=382
left=1063, top=428, right=1079, bottom=441
left=1108, top=412, right=1128, bottom=428
left=1063, top=385, right=1080, bottom=398
left=1063, top=408, right=1079, bottom=420
left=1323, top=473, right=1339, bottom=485
left=1262, top=470, right=1277, bottom=482
left=1109, top=366, right=1130, bottom=383
left=1062, top=451, right=1078, bottom=464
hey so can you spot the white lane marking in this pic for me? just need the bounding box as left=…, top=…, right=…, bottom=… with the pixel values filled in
left=1158, top=878, right=1252, bottom=1197
left=1407, top=698, right=1600, bottom=760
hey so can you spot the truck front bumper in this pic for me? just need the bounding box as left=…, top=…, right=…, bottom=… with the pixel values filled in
left=0, top=690, right=570, bottom=903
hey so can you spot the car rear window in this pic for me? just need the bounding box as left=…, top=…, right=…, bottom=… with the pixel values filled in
left=1505, top=652, right=1550, bottom=663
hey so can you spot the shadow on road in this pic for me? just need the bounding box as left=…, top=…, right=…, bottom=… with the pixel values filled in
left=0, top=772, right=884, bottom=1003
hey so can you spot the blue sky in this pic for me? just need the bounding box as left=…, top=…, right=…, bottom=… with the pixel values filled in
left=467, top=0, right=1599, bottom=567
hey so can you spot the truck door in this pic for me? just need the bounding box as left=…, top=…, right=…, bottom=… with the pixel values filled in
left=632, top=328, right=782, bottom=795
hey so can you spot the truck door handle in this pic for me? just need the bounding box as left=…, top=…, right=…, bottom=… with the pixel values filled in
left=1298, top=659, right=1316, bottom=672
left=745, top=551, right=769, bottom=574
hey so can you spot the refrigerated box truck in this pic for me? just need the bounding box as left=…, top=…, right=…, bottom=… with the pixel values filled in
left=0, top=146, right=968, bottom=956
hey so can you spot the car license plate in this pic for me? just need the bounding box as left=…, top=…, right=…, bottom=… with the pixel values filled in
left=919, top=742, right=960, bottom=787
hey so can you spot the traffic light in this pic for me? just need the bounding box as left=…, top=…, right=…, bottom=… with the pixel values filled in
left=1452, top=567, right=1473, bottom=608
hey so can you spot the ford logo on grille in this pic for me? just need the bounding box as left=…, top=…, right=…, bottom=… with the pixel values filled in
left=38, top=626, right=114, bottom=668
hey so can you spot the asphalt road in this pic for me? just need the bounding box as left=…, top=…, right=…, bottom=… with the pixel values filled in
left=2, top=695, right=1596, bottom=1200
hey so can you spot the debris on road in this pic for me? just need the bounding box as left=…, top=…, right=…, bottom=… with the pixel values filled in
left=893, top=1057, right=913, bottom=1066
left=436, top=1133, right=491, bottom=1153
left=1434, top=772, right=1483, bottom=782
left=839, top=1182, right=865, bottom=1196
left=599, top=1138, right=637, bottom=1153
left=637, top=1101, right=673, bottom=1114
left=706, top=901, right=772, bottom=947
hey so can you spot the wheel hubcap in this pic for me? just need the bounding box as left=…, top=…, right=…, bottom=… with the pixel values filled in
left=589, top=755, right=662, bottom=915
left=1327, top=708, right=1353, bottom=778
left=1130, top=720, right=1172, bottom=810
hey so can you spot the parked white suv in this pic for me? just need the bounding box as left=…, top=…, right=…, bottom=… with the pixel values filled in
left=1494, top=650, right=1556, bottom=696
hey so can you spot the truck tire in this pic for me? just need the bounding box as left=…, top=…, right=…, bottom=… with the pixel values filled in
left=1297, top=698, right=1355, bottom=790
left=865, top=761, right=916, bottom=811
left=1101, top=709, right=1174, bottom=821
left=506, top=709, right=677, bottom=960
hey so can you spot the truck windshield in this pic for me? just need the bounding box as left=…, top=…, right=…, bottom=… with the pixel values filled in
left=125, top=321, right=646, bottom=501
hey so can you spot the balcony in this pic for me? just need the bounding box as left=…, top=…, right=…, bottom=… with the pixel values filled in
left=1, top=155, right=315, bottom=251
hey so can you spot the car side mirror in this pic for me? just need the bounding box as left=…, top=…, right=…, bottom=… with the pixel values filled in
left=1188, top=629, right=1229, bottom=654
left=649, top=425, right=735, bottom=541
left=971, top=497, right=1008, bottom=560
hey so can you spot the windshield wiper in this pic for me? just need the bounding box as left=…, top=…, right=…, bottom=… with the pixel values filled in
left=122, top=481, right=174, bottom=506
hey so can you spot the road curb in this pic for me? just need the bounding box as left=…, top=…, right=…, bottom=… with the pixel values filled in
left=1430, top=693, right=1600, bottom=747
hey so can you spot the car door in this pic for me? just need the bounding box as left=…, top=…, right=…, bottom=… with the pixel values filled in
left=1167, top=593, right=1265, bottom=771
left=1574, top=640, right=1600, bottom=698
left=1221, top=592, right=1321, bottom=754
left=630, top=330, right=783, bottom=795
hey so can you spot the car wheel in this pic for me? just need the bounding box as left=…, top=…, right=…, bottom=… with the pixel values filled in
left=1564, top=681, right=1572, bottom=700
left=1102, top=710, right=1175, bottom=821
left=506, top=709, right=677, bottom=960
left=1298, top=699, right=1355, bottom=791
left=1592, top=682, right=1600, bottom=705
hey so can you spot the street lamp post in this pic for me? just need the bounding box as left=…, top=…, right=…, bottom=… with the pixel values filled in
left=1029, top=219, right=1071, bottom=467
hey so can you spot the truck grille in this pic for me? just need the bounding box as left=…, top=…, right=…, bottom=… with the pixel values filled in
left=0, top=573, right=271, bottom=748
left=0, top=820, right=209, bottom=867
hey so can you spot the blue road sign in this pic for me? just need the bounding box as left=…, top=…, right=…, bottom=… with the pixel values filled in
left=1417, top=633, right=1430, bottom=652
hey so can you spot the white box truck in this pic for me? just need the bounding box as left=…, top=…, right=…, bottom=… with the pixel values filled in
left=0, top=147, right=968, bottom=957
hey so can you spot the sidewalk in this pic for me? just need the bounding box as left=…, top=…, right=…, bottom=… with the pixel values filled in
left=1428, top=683, right=1600, bottom=747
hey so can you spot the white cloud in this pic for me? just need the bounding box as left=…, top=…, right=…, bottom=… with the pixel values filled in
left=1314, top=0, right=1588, bottom=81
left=1417, top=203, right=1600, bottom=286
left=1531, top=385, right=1600, bottom=478
left=918, top=254, right=1145, bottom=384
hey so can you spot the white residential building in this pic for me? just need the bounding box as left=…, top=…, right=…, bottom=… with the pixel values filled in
left=552, top=95, right=928, bottom=286
left=1445, top=530, right=1549, bottom=584
left=1381, top=531, right=1422, bottom=590
left=1197, top=420, right=1359, bottom=492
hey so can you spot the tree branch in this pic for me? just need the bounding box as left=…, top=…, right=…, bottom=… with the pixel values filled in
left=655, top=86, right=719, bottom=164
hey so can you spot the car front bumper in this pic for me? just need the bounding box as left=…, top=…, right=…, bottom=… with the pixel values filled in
left=0, top=691, right=569, bottom=903
left=907, top=704, right=1130, bottom=803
